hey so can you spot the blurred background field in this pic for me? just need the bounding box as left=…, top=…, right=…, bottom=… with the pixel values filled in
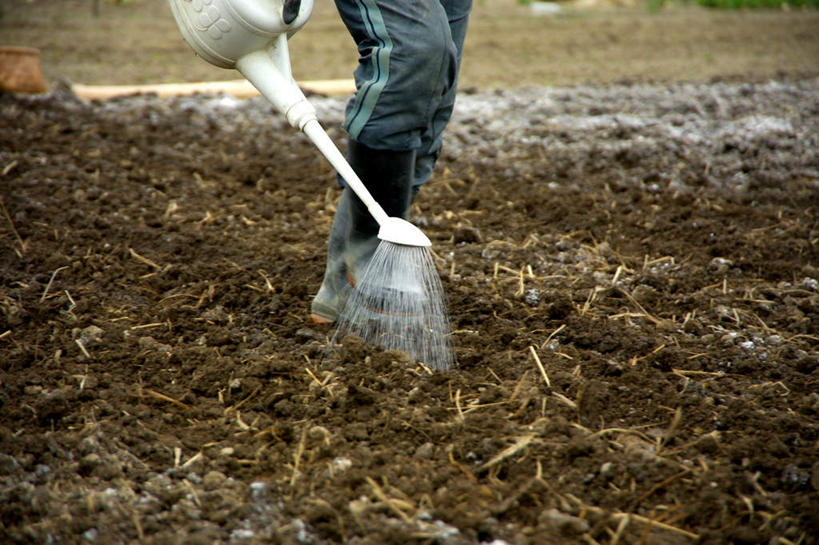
left=1, top=0, right=818, bottom=90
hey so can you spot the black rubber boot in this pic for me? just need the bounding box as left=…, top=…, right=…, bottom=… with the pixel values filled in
left=310, top=140, right=416, bottom=323
left=344, top=140, right=416, bottom=278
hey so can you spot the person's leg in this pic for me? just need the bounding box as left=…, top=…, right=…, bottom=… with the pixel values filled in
left=413, top=0, right=473, bottom=192
left=310, top=189, right=352, bottom=323
left=310, top=144, right=416, bottom=323
left=340, top=141, right=416, bottom=281
left=312, top=0, right=467, bottom=323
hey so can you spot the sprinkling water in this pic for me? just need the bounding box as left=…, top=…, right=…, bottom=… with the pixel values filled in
left=332, top=241, right=453, bottom=370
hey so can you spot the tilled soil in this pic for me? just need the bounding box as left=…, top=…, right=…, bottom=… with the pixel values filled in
left=1, top=80, right=818, bottom=545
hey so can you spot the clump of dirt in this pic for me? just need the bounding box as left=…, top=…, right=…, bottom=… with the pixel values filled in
left=1, top=80, right=817, bottom=545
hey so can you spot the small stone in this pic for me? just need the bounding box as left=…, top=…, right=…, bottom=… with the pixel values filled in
left=766, top=335, right=783, bottom=346
left=79, top=436, right=99, bottom=455
left=524, top=289, right=540, bottom=306
left=481, top=241, right=513, bottom=260
left=137, top=336, right=157, bottom=349
left=696, top=434, right=720, bottom=455
left=219, top=447, right=235, bottom=457
left=565, top=437, right=594, bottom=459
left=605, top=359, right=624, bottom=376
left=307, top=425, right=330, bottom=445
left=201, top=305, right=228, bottom=323
left=0, top=454, right=20, bottom=475
left=781, top=464, right=809, bottom=489
left=80, top=454, right=101, bottom=474
left=291, top=518, right=311, bottom=544
left=539, top=508, right=590, bottom=535
left=23, top=385, right=43, bottom=395
left=453, top=226, right=482, bottom=244
left=421, top=519, right=460, bottom=540
left=631, top=284, right=658, bottom=306
left=294, top=328, right=322, bottom=342
left=407, top=387, right=423, bottom=403
left=230, top=528, right=255, bottom=541
left=96, top=459, right=122, bottom=480
left=801, top=277, right=818, bottom=291
left=346, top=423, right=369, bottom=441
left=795, top=354, right=819, bottom=374
left=79, top=325, right=104, bottom=346
left=414, top=442, right=435, bottom=460
left=331, top=457, right=352, bottom=473
left=202, top=470, right=227, bottom=491
left=34, top=464, right=52, bottom=482
left=720, top=332, right=738, bottom=345
left=709, top=257, right=733, bottom=274
left=250, top=481, right=268, bottom=499
left=82, top=528, right=98, bottom=542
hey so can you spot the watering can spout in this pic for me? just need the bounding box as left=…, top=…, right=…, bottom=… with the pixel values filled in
left=235, top=37, right=317, bottom=130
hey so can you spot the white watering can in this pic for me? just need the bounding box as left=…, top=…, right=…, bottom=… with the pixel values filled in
left=168, top=0, right=430, bottom=247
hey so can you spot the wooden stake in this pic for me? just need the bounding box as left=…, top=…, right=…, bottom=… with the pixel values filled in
left=71, top=78, right=356, bottom=99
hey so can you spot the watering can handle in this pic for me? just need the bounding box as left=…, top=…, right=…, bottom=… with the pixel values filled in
left=236, top=35, right=309, bottom=127
left=283, top=0, right=301, bottom=24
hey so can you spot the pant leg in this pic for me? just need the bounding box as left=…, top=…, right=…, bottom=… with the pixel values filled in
left=334, top=0, right=466, bottom=152
left=413, top=0, right=472, bottom=189
left=313, top=0, right=471, bottom=322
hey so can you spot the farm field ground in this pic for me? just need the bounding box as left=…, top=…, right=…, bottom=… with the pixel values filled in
left=1, top=1, right=818, bottom=544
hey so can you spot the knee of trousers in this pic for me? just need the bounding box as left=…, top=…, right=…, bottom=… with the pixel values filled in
left=395, top=33, right=458, bottom=99
left=352, top=40, right=458, bottom=149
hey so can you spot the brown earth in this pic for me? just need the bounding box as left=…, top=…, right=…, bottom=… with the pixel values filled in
left=2, top=1, right=819, bottom=545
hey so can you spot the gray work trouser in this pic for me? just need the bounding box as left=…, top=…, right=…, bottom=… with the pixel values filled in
left=334, top=0, right=472, bottom=189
